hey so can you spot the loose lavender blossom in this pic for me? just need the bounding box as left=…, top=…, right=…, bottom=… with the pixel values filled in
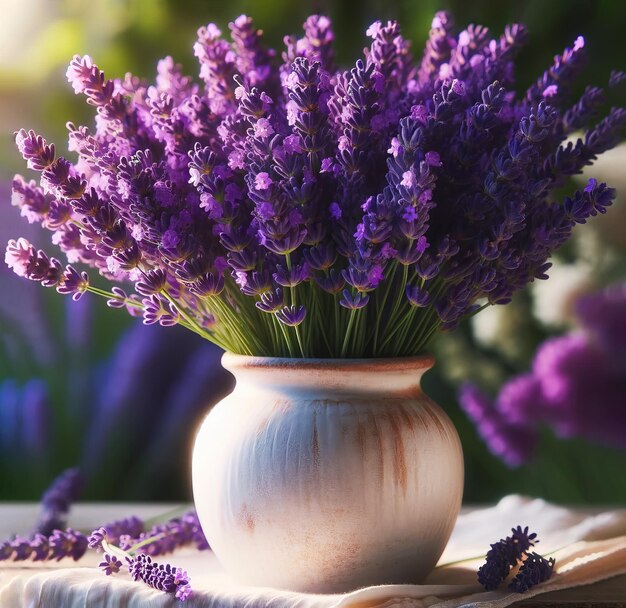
left=5, top=14, right=625, bottom=357
left=508, top=552, right=556, bottom=593
left=99, top=552, right=123, bottom=575
left=461, top=283, right=626, bottom=466
left=477, top=526, right=539, bottom=590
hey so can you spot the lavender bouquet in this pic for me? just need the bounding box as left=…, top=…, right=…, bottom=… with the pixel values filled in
left=5, top=13, right=625, bottom=358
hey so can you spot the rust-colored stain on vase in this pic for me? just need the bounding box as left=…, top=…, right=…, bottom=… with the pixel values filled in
left=311, top=410, right=320, bottom=468
left=386, top=409, right=408, bottom=491
left=356, top=419, right=367, bottom=458
left=397, top=402, right=418, bottom=433
left=424, top=402, right=449, bottom=437
left=239, top=504, right=256, bottom=534
left=367, top=408, right=386, bottom=484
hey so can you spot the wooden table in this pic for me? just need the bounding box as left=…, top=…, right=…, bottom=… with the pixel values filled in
left=519, top=574, right=626, bottom=606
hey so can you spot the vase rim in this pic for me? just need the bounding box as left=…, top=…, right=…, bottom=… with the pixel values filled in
left=221, top=352, right=435, bottom=374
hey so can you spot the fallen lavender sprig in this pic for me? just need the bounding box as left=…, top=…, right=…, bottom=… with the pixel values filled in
left=98, top=530, right=193, bottom=601
left=2, top=512, right=202, bottom=601
left=0, top=529, right=88, bottom=562
left=478, top=526, right=538, bottom=590
left=88, top=516, right=144, bottom=548
left=128, top=554, right=192, bottom=601
left=1, top=470, right=203, bottom=601
left=89, top=510, right=208, bottom=555
left=120, top=511, right=209, bottom=555
left=477, top=526, right=555, bottom=592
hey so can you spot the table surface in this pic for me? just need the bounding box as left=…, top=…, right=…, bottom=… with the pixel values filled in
left=519, top=575, right=626, bottom=607
left=1, top=503, right=625, bottom=607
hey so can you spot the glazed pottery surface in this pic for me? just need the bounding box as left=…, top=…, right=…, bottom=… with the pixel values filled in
left=192, top=354, right=464, bottom=593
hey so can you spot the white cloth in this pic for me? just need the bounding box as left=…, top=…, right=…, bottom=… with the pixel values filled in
left=1, top=496, right=626, bottom=607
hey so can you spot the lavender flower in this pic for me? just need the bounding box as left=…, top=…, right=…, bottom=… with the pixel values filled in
left=477, top=526, right=538, bottom=590
left=1, top=529, right=88, bottom=562
left=275, top=304, right=306, bottom=326
left=1, top=497, right=202, bottom=601
left=88, top=527, right=108, bottom=550
left=115, top=510, right=209, bottom=556
left=508, top=552, right=555, bottom=592
left=128, top=554, right=192, bottom=601
left=99, top=553, right=123, bottom=575
left=88, top=516, right=144, bottom=550
left=48, top=528, right=88, bottom=561
left=459, top=384, right=537, bottom=467
left=5, top=14, right=624, bottom=358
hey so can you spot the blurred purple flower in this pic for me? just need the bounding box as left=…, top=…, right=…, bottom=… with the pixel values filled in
left=36, top=468, right=83, bottom=536
left=459, top=384, right=537, bottom=467
left=461, top=283, right=626, bottom=465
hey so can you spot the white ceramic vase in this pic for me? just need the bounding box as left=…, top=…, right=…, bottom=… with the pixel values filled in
left=192, top=354, right=464, bottom=593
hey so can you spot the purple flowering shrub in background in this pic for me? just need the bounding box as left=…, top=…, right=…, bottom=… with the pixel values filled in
left=4, top=12, right=625, bottom=357
left=0, top=298, right=233, bottom=500
left=460, top=282, right=626, bottom=467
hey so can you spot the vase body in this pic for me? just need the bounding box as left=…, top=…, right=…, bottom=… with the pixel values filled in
left=192, top=354, right=464, bottom=593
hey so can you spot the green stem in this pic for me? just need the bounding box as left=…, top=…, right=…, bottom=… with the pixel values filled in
left=372, top=262, right=398, bottom=352
left=386, top=263, right=409, bottom=328
left=293, top=325, right=306, bottom=357
left=340, top=307, right=358, bottom=358
left=101, top=538, right=130, bottom=561
left=277, top=318, right=296, bottom=357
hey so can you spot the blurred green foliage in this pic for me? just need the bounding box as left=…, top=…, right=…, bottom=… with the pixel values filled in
left=1, top=0, right=625, bottom=503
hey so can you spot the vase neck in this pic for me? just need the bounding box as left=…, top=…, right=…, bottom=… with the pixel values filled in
left=221, top=354, right=434, bottom=396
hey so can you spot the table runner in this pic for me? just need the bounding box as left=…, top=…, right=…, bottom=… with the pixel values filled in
left=2, top=495, right=626, bottom=607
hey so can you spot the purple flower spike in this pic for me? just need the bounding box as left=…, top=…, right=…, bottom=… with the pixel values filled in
left=128, top=554, right=192, bottom=601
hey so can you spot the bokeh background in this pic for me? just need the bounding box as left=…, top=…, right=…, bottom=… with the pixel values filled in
left=1, top=0, right=625, bottom=503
